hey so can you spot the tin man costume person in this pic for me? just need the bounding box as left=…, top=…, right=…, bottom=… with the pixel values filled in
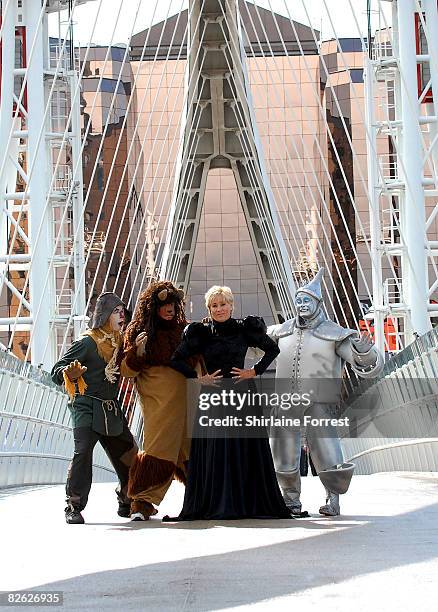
left=268, top=269, right=383, bottom=516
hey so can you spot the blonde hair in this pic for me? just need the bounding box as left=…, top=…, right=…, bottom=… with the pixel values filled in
left=205, top=285, right=234, bottom=310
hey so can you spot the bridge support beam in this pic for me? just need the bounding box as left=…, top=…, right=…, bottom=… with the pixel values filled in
left=161, top=0, right=295, bottom=321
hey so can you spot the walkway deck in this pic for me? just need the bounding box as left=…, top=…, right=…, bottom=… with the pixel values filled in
left=1, top=473, right=437, bottom=611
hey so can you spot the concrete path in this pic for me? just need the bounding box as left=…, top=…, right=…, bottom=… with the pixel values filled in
left=1, top=473, right=437, bottom=611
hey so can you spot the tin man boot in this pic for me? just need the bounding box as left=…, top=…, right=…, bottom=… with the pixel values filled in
left=319, top=489, right=340, bottom=516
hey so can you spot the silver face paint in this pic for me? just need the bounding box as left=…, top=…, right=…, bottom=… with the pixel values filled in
left=294, top=292, right=319, bottom=319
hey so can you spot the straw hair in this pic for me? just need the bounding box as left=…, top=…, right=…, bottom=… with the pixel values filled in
left=205, top=285, right=234, bottom=309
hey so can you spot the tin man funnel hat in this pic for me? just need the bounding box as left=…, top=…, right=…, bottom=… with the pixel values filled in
left=318, top=462, right=355, bottom=495
left=296, top=268, right=324, bottom=302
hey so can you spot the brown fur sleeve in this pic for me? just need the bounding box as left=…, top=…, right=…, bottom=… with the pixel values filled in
left=186, top=354, right=206, bottom=374
left=119, top=343, right=148, bottom=377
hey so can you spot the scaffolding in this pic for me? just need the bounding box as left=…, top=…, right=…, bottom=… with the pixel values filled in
left=0, top=0, right=88, bottom=368
left=365, top=0, right=438, bottom=353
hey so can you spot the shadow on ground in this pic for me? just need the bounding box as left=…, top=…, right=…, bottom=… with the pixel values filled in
left=32, top=501, right=438, bottom=611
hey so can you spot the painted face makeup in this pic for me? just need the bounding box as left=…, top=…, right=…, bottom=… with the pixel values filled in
left=108, top=305, right=125, bottom=331
left=294, top=293, right=319, bottom=319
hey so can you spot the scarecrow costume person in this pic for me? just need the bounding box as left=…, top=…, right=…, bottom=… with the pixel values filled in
left=268, top=269, right=383, bottom=516
left=121, top=281, right=193, bottom=521
left=51, top=292, right=138, bottom=525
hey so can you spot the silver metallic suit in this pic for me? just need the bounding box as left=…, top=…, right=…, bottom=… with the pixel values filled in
left=268, top=269, right=383, bottom=516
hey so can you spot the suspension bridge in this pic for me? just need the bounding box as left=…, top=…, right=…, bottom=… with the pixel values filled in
left=0, top=0, right=438, bottom=609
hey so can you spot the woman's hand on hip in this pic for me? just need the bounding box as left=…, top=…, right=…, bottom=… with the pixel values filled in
left=198, top=369, right=222, bottom=387
left=231, top=367, right=256, bottom=381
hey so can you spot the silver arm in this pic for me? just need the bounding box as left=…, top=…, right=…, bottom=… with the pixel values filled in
left=336, top=336, right=384, bottom=379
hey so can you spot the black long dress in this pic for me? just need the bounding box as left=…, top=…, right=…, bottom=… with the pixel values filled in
left=167, top=316, right=291, bottom=520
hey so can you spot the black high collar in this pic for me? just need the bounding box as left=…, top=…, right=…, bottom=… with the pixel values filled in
left=211, top=317, right=239, bottom=336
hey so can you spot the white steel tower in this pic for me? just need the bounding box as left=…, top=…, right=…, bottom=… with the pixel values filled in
left=365, top=0, right=438, bottom=353
left=0, top=0, right=92, bottom=368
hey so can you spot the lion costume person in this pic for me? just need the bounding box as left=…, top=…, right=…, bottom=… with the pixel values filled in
left=122, top=281, right=195, bottom=520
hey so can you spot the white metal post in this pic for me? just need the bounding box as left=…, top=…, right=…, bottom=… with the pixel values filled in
left=69, top=72, right=87, bottom=338
left=397, top=0, right=431, bottom=339
left=26, top=0, right=53, bottom=367
left=364, top=56, right=386, bottom=356
left=0, top=0, right=16, bottom=271
left=423, top=0, right=438, bottom=179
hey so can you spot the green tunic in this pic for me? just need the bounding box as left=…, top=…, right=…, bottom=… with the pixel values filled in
left=51, top=335, right=123, bottom=436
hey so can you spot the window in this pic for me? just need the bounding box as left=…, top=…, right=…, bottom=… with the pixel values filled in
left=96, top=157, right=104, bottom=191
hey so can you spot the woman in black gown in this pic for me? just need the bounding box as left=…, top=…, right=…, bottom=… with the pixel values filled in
left=166, top=285, right=291, bottom=520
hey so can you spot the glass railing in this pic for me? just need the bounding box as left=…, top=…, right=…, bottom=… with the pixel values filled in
left=0, top=350, right=59, bottom=389
left=345, top=327, right=438, bottom=403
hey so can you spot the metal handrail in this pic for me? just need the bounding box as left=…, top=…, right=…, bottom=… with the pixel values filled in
left=0, top=349, right=57, bottom=388
left=345, top=326, right=438, bottom=403
left=0, top=349, right=118, bottom=487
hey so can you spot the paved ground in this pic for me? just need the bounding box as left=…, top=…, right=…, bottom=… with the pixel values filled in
left=1, top=473, right=438, bottom=611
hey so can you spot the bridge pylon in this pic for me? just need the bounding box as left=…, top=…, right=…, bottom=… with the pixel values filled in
left=161, top=0, right=296, bottom=321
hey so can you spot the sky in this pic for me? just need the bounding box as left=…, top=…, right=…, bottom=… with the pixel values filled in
left=48, top=0, right=393, bottom=47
